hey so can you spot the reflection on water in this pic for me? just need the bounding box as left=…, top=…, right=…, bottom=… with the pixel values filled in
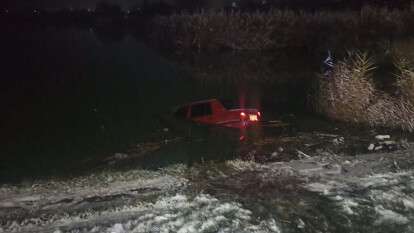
left=1, top=28, right=187, bottom=181
left=167, top=50, right=320, bottom=112
left=0, top=27, right=361, bottom=182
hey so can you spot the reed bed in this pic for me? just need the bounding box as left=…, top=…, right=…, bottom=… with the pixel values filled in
left=393, top=39, right=414, bottom=103
left=314, top=51, right=414, bottom=132
left=150, top=6, right=414, bottom=51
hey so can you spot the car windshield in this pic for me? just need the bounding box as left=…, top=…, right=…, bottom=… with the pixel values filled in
left=219, top=98, right=238, bottom=109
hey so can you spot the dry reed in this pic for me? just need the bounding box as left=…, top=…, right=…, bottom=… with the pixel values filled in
left=315, top=51, right=414, bottom=131
left=150, top=6, right=414, bottom=51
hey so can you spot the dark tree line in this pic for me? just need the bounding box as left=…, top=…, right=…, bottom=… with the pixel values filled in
left=1, top=0, right=412, bottom=24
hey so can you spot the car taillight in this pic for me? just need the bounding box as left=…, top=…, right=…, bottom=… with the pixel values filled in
left=240, top=112, right=246, bottom=118
left=257, top=111, right=261, bottom=117
left=249, top=115, right=258, bottom=121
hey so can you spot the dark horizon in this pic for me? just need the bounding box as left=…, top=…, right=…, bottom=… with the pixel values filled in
left=2, top=0, right=413, bottom=11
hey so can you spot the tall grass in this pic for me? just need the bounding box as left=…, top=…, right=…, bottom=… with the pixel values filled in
left=314, top=50, right=414, bottom=132
left=150, top=6, right=414, bottom=51
left=393, top=39, right=414, bottom=103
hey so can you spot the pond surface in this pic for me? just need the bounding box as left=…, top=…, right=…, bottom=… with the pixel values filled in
left=0, top=27, right=324, bottom=182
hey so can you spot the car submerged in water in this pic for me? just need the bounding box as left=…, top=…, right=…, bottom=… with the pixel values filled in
left=174, top=99, right=261, bottom=128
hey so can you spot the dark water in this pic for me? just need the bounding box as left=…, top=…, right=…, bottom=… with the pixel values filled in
left=1, top=28, right=186, bottom=181
left=0, top=27, right=372, bottom=183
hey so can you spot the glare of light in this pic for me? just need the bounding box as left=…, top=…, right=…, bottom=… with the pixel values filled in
left=249, top=115, right=258, bottom=121
left=257, top=111, right=261, bottom=117
left=240, top=112, right=246, bottom=117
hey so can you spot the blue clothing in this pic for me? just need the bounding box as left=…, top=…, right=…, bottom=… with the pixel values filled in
left=322, top=50, right=334, bottom=76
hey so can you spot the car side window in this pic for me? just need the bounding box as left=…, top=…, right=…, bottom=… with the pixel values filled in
left=191, top=102, right=212, bottom=117
left=175, top=106, right=189, bottom=118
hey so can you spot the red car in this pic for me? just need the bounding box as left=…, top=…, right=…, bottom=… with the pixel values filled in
left=175, top=99, right=261, bottom=128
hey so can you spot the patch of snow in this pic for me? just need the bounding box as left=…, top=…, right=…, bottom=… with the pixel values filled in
left=0, top=201, right=16, bottom=208
left=375, top=135, right=391, bottom=140
left=297, top=150, right=311, bottom=159
left=305, top=182, right=333, bottom=195
left=5, top=193, right=281, bottom=233
left=402, top=199, right=414, bottom=210
left=305, top=168, right=414, bottom=230
left=199, top=218, right=219, bottom=232
left=177, top=221, right=199, bottom=233
left=341, top=198, right=359, bottom=215
left=244, top=218, right=281, bottom=233
left=360, top=173, right=404, bottom=188
left=14, top=195, right=42, bottom=202
left=374, top=205, right=408, bottom=225
left=107, top=223, right=125, bottom=233
left=114, top=153, right=128, bottom=160
left=368, top=144, right=375, bottom=151
left=297, top=218, right=305, bottom=229
left=98, top=194, right=280, bottom=233
left=265, top=219, right=281, bottom=233
left=4, top=151, right=414, bottom=233
left=225, top=159, right=261, bottom=171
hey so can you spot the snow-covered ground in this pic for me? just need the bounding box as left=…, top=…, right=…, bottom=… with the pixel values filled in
left=1, top=147, right=414, bottom=233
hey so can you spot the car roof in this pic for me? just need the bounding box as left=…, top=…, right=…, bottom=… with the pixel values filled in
left=187, top=98, right=219, bottom=106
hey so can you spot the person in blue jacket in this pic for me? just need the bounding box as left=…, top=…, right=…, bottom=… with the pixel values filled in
left=322, top=50, right=334, bottom=77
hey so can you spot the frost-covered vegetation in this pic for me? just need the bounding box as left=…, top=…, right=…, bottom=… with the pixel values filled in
left=151, top=6, right=414, bottom=51
left=2, top=149, right=414, bottom=233
left=314, top=44, right=414, bottom=131
left=394, top=40, right=414, bottom=104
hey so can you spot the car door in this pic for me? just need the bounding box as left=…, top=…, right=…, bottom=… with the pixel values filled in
left=190, top=102, right=214, bottom=124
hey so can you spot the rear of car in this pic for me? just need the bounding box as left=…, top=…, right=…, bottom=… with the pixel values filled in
left=224, top=108, right=260, bottom=126
left=175, top=99, right=261, bottom=128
